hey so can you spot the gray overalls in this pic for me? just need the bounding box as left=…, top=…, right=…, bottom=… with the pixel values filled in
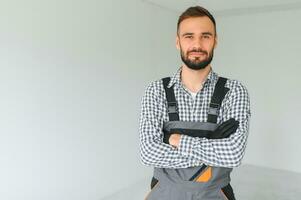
left=145, top=77, right=236, bottom=200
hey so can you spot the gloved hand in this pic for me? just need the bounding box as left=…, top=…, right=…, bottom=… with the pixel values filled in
left=163, top=118, right=239, bottom=144
left=207, top=118, right=239, bottom=139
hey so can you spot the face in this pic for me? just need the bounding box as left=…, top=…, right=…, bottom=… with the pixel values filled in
left=176, top=16, right=217, bottom=70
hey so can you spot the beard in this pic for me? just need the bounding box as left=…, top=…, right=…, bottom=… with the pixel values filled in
left=180, top=47, right=214, bottom=70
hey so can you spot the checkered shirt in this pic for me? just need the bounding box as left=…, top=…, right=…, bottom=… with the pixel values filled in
left=139, top=67, right=251, bottom=169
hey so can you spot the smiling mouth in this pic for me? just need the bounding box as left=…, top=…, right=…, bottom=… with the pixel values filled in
left=189, top=52, right=206, bottom=57
left=189, top=50, right=206, bottom=54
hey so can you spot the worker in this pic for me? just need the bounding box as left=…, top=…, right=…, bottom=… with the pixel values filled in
left=139, top=6, right=251, bottom=200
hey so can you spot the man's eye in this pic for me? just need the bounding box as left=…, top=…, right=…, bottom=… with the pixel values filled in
left=203, top=35, right=210, bottom=39
left=185, top=36, right=193, bottom=39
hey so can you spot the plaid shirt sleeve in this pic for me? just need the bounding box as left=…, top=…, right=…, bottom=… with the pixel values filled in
left=139, top=80, right=194, bottom=169
left=178, top=80, right=251, bottom=168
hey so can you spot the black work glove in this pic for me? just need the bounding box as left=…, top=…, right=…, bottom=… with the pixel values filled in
left=207, top=118, right=239, bottom=139
left=163, top=118, right=239, bottom=144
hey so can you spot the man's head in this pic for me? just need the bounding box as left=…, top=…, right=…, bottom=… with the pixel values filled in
left=176, top=6, right=217, bottom=70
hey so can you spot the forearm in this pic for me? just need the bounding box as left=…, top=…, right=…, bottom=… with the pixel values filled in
left=139, top=117, right=194, bottom=168
left=140, top=139, right=194, bottom=168
left=177, top=117, right=250, bottom=168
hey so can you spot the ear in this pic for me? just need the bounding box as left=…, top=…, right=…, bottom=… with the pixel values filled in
left=176, top=35, right=180, bottom=50
left=214, top=34, right=218, bottom=49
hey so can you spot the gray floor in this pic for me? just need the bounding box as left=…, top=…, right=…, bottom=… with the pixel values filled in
left=101, top=164, right=301, bottom=200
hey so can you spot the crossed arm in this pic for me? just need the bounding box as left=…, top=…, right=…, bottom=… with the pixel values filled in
left=139, top=81, right=251, bottom=169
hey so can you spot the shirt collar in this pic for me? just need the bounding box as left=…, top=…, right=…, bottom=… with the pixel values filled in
left=167, top=66, right=218, bottom=89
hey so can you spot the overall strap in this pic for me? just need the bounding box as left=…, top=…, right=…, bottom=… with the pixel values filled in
left=162, top=77, right=179, bottom=121
left=207, top=77, right=229, bottom=123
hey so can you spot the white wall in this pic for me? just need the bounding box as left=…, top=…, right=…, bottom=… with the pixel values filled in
left=2, top=1, right=300, bottom=199
left=0, top=0, right=178, bottom=199
left=214, top=9, right=301, bottom=173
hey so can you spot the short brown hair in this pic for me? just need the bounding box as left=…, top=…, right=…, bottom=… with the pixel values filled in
left=177, top=6, right=216, bottom=35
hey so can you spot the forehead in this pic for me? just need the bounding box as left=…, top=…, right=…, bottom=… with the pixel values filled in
left=178, top=16, right=215, bottom=35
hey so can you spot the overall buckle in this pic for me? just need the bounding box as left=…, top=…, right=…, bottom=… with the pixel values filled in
left=208, top=103, right=220, bottom=115
left=168, top=102, right=178, bottom=114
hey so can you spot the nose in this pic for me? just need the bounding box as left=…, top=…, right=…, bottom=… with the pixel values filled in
left=192, top=37, right=203, bottom=49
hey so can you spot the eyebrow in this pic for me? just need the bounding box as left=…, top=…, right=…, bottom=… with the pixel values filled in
left=181, top=33, right=193, bottom=37
left=181, top=32, right=214, bottom=37
left=202, top=32, right=213, bottom=36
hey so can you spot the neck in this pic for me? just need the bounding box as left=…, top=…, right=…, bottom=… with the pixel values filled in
left=181, top=64, right=211, bottom=93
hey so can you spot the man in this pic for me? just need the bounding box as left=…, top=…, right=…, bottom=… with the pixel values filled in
left=139, top=6, right=251, bottom=200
